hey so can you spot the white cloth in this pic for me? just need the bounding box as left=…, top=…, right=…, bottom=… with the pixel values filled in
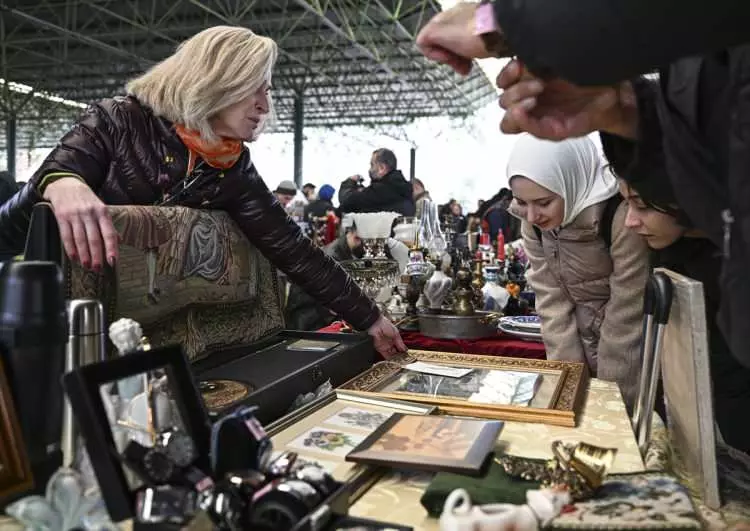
left=507, top=134, right=618, bottom=227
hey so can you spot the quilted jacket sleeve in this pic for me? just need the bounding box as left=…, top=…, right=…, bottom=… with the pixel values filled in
left=226, top=160, right=381, bottom=331
left=0, top=102, right=118, bottom=251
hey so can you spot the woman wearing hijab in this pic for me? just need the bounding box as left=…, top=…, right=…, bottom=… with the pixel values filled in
left=508, top=135, right=649, bottom=411
left=0, top=26, right=406, bottom=359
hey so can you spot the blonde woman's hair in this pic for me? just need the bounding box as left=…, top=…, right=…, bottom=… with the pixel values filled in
left=127, top=26, right=278, bottom=142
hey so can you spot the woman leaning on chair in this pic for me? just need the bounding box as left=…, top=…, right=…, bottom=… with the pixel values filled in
left=508, top=134, right=649, bottom=413
left=0, top=26, right=406, bottom=358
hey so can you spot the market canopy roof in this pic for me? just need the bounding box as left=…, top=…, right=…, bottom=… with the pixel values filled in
left=0, top=0, right=495, bottom=149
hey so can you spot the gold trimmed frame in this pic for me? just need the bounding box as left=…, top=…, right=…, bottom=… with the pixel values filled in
left=339, top=350, right=589, bottom=427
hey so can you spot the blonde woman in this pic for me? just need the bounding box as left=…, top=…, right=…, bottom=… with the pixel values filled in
left=508, top=135, right=649, bottom=411
left=0, top=26, right=405, bottom=358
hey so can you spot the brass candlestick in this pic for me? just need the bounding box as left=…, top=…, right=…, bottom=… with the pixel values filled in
left=471, top=259, right=485, bottom=309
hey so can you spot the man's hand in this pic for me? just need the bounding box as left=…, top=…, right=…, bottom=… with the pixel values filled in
left=416, top=3, right=490, bottom=76
left=367, top=314, right=408, bottom=359
left=497, top=59, right=639, bottom=140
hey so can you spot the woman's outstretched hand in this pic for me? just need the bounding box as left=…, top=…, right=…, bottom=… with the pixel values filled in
left=42, top=177, right=119, bottom=270
left=367, top=314, right=408, bottom=359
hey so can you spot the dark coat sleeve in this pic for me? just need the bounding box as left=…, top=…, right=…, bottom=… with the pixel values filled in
left=227, top=163, right=381, bottom=331
left=0, top=103, right=118, bottom=251
left=493, top=0, right=750, bottom=85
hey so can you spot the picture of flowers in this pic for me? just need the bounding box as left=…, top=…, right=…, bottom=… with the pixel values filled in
left=324, top=407, right=391, bottom=431
left=346, top=414, right=503, bottom=476
left=288, top=427, right=365, bottom=457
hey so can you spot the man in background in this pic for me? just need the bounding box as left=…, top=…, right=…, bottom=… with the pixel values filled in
left=302, top=183, right=316, bottom=202
left=339, top=149, right=415, bottom=216
left=304, top=184, right=336, bottom=221
left=273, top=180, right=298, bottom=208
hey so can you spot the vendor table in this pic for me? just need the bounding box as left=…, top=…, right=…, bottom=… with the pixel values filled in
left=349, top=378, right=644, bottom=530
left=319, top=321, right=546, bottom=359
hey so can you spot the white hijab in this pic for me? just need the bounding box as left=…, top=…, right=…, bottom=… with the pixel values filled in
left=507, top=135, right=618, bottom=228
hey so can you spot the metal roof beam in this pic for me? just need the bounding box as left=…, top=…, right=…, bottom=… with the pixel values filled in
left=0, top=2, right=154, bottom=66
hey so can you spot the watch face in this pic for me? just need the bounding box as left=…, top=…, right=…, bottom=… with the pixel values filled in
left=143, top=448, right=175, bottom=483
left=164, top=431, right=198, bottom=467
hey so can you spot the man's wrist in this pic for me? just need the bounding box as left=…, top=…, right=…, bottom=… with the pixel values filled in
left=474, top=1, right=510, bottom=58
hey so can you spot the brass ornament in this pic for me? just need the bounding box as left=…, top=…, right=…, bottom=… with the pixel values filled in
left=497, top=440, right=618, bottom=501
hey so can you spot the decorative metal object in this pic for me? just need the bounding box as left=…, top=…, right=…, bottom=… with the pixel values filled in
left=339, top=258, right=400, bottom=300
left=497, top=441, right=618, bottom=501
left=418, top=311, right=499, bottom=340
left=452, top=267, right=475, bottom=316
left=471, top=259, right=486, bottom=309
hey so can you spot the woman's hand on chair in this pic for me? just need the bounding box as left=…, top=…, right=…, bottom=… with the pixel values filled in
left=43, top=177, right=119, bottom=270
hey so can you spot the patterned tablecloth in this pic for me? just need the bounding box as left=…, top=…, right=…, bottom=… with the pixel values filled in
left=349, top=378, right=644, bottom=529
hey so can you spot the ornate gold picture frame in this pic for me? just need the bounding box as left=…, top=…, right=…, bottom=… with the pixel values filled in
left=340, top=350, right=589, bottom=427
left=0, top=358, right=33, bottom=500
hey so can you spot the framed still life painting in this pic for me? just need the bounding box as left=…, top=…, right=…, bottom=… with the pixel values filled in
left=340, top=350, right=589, bottom=427
left=0, top=358, right=33, bottom=500
left=345, top=414, right=503, bottom=476
left=265, top=390, right=435, bottom=501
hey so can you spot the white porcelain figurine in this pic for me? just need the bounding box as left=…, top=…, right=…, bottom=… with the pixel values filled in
left=440, top=487, right=571, bottom=531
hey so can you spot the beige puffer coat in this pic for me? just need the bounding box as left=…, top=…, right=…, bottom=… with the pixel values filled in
left=520, top=200, right=649, bottom=411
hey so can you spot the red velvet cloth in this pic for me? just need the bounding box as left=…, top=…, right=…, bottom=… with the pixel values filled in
left=318, top=322, right=546, bottom=359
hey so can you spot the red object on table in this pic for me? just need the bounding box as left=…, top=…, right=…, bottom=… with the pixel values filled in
left=318, top=322, right=546, bottom=360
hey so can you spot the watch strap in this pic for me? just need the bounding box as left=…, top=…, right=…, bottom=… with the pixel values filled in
left=474, top=1, right=510, bottom=58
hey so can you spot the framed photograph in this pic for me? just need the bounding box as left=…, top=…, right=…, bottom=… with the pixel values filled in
left=62, top=343, right=212, bottom=522
left=340, top=350, right=589, bottom=427
left=0, top=358, right=33, bottom=500
left=346, top=414, right=503, bottom=476
left=265, top=390, right=436, bottom=499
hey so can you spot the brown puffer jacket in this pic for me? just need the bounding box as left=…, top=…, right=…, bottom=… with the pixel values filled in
left=0, top=96, right=380, bottom=330
left=519, top=201, right=649, bottom=411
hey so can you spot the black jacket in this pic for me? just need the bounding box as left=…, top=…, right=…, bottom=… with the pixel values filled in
left=0, top=97, right=380, bottom=330
left=339, top=170, right=415, bottom=216
left=492, top=0, right=750, bottom=85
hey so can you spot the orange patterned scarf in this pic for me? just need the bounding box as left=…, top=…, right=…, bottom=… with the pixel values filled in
left=175, top=124, right=243, bottom=174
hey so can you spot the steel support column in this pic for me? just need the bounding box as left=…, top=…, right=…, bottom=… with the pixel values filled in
left=409, top=146, right=416, bottom=181
left=293, top=93, right=304, bottom=187
left=6, top=116, right=16, bottom=179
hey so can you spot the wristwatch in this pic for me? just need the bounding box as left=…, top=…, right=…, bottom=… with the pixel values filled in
left=474, top=0, right=510, bottom=58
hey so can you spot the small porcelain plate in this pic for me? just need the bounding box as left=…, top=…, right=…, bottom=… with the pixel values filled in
left=499, top=315, right=541, bottom=332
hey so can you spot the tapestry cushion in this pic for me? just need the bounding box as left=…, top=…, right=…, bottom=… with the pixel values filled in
left=65, top=206, right=284, bottom=360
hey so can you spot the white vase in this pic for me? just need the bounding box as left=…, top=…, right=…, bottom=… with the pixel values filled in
left=424, top=268, right=453, bottom=310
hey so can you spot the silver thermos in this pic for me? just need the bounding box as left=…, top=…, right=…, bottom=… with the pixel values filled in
left=61, top=299, right=108, bottom=468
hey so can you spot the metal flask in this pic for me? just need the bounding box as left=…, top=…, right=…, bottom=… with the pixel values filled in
left=61, top=299, right=107, bottom=468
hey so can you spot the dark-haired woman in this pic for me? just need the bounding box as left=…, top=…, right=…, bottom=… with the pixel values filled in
left=605, top=136, right=750, bottom=453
